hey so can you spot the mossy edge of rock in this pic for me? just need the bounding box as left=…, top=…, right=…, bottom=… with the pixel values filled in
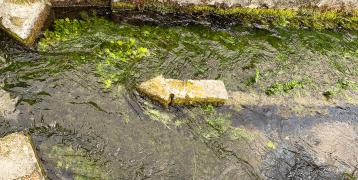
left=112, top=1, right=358, bottom=30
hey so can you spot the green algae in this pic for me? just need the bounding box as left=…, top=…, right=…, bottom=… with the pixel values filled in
left=47, top=145, right=108, bottom=179
left=3, top=15, right=358, bottom=179
left=37, top=15, right=358, bottom=100
left=265, top=80, right=305, bottom=96
left=323, top=79, right=358, bottom=100
left=39, top=16, right=149, bottom=87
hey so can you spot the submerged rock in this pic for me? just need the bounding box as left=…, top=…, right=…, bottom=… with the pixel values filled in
left=0, top=133, right=45, bottom=180
left=0, top=0, right=50, bottom=46
left=0, top=89, right=19, bottom=120
left=137, top=75, right=228, bottom=106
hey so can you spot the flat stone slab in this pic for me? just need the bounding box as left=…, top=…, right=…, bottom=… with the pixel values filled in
left=0, top=0, right=50, bottom=46
left=137, top=75, right=228, bottom=106
left=0, top=133, right=45, bottom=180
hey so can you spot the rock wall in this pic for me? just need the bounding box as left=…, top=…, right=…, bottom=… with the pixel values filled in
left=0, top=0, right=357, bottom=46
left=113, top=0, right=358, bottom=10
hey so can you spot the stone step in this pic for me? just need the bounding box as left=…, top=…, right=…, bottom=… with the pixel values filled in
left=137, top=75, right=228, bottom=106
left=0, top=0, right=50, bottom=46
left=0, top=132, right=45, bottom=180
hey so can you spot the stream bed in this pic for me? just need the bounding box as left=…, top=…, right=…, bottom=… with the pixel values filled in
left=0, top=11, right=357, bottom=179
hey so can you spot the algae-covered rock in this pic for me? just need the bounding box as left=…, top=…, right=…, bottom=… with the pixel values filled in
left=137, top=75, right=228, bottom=106
left=111, top=0, right=358, bottom=30
left=0, top=0, right=50, bottom=46
left=137, top=75, right=172, bottom=106
left=0, top=132, right=45, bottom=180
left=112, top=0, right=358, bottom=9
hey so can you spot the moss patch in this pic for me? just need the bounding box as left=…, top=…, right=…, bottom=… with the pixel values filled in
left=38, top=15, right=358, bottom=100
left=39, top=16, right=149, bottom=87
left=47, top=145, right=107, bottom=179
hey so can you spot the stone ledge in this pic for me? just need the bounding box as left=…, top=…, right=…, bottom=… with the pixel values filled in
left=112, top=0, right=358, bottom=10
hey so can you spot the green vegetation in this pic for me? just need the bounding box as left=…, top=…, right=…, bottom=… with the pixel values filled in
left=265, top=80, right=304, bottom=95
left=95, top=38, right=149, bottom=88
left=323, top=79, right=358, bottom=100
left=266, top=140, right=276, bottom=149
left=203, top=116, right=257, bottom=141
left=48, top=145, right=107, bottom=180
left=245, top=68, right=260, bottom=86
left=37, top=15, right=358, bottom=99
left=39, top=16, right=149, bottom=87
left=145, top=108, right=172, bottom=127
left=39, top=18, right=83, bottom=48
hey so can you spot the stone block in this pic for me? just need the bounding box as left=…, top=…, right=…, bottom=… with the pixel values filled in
left=0, top=0, right=50, bottom=46
left=0, top=132, right=45, bottom=180
left=137, top=75, right=228, bottom=106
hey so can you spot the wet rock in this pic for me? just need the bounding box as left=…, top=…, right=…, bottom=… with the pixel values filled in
left=0, top=132, right=45, bottom=180
left=0, top=89, right=19, bottom=120
left=0, top=0, right=50, bottom=46
left=111, top=0, right=358, bottom=9
left=137, top=75, right=228, bottom=106
left=51, top=0, right=109, bottom=7
left=137, top=75, right=172, bottom=106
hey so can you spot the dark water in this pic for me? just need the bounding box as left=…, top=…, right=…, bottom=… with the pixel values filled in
left=0, top=14, right=357, bottom=179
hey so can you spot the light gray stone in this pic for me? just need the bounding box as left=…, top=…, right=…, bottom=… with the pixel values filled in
left=0, top=0, right=50, bottom=46
left=0, top=89, right=19, bottom=120
left=0, top=132, right=45, bottom=180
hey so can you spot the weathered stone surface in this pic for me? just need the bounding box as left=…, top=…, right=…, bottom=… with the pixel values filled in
left=0, top=133, right=45, bottom=180
left=0, top=0, right=50, bottom=46
left=137, top=75, right=228, bottom=106
left=137, top=75, right=172, bottom=106
left=51, top=0, right=109, bottom=7
left=0, top=89, right=19, bottom=120
left=112, top=0, right=358, bottom=10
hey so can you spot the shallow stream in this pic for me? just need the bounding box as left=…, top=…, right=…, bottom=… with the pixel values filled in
left=0, top=10, right=357, bottom=179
